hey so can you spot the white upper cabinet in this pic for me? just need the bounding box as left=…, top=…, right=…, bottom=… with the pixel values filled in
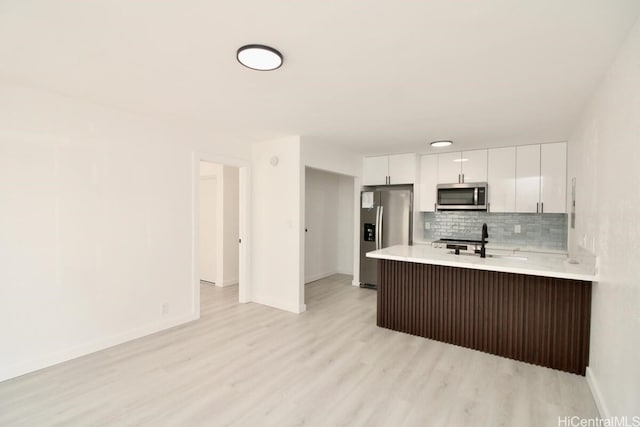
left=437, top=152, right=462, bottom=184
left=363, top=156, right=389, bottom=186
left=515, top=142, right=567, bottom=213
left=461, top=149, right=488, bottom=183
left=369, top=143, right=566, bottom=214
left=363, top=154, right=416, bottom=186
left=437, top=150, right=487, bottom=184
left=388, top=154, right=417, bottom=185
left=488, top=147, right=516, bottom=212
left=515, top=144, right=541, bottom=213
left=419, top=155, right=438, bottom=212
left=540, top=142, right=567, bottom=213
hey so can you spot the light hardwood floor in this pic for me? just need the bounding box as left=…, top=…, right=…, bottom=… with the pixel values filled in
left=0, top=274, right=598, bottom=426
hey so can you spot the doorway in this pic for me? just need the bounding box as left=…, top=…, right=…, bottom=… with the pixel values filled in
left=303, top=167, right=355, bottom=290
left=193, top=153, right=249, bottom=317
left=199, top=161, right=240, bottom=288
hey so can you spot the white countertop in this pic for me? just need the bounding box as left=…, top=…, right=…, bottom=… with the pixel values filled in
left=366, top=245, right=598, bottom=282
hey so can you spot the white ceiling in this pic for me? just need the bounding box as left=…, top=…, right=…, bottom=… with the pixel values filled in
left=1, top=1, right=639, bottom=154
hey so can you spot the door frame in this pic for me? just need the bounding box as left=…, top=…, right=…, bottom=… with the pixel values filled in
left=192, top=152, right=250, bottom=317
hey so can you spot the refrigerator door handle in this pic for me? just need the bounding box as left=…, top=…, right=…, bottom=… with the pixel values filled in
left=376, top=206, right=382, bottom=250
left=378, top=206, right=384, bottom=250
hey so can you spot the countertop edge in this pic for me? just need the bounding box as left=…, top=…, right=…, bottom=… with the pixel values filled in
left=366, top=249, right=598, bottom=282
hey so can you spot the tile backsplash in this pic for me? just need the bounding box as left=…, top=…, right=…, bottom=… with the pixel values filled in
left=422, top=212, right=567, bottom=250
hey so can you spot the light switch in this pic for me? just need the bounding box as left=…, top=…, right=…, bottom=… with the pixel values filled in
left=514, top=225, right=521, bottom=234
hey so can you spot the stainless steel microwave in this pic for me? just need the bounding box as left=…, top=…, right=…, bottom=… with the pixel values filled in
left=436, top=182, right=488, bottom=210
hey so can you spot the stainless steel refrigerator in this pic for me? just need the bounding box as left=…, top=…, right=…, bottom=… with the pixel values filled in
left=359, top=186, right=413, bottom=288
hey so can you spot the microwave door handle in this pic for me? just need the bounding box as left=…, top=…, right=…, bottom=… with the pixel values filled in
left=473, top=188, right=479, bottom=205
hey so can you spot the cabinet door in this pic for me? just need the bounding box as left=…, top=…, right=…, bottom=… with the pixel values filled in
left=488, top=147, right=516, bottom=212
left=388, top=153, right=417, bottom=184
left=419, top=155, right=438, bottom=211
left=363, top=156, right=388, bottom=186
left=437, top=152, right=462, bottom=184
left=540, top=142, right=567, bottom=213
left=461, top=149, right=488, bottom=183
left=515, top=145, right=541, bottom=213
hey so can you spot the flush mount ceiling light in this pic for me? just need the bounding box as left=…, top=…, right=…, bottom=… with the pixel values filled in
left=237, top=44, right=283, bottom=71
left=430, top=140, right=453, bottom=148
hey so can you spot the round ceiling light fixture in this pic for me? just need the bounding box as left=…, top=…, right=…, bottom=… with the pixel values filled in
left=430, top=140, right=453, bottom=148
left=237, top=44, right=283, bottom=71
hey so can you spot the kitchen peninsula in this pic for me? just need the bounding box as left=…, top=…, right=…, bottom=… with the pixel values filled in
left=366, top=245, right=598, bottom=375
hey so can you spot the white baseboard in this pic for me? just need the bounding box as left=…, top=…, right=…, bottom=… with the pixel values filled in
left=218, top=278, right=238, bottom=287
left=251, top=294, right=304, bottom=314
left=304, top=270, right=338, bottom=284
left=0, top=312, right=198, bottom=383
left=586, top=366, right=610, bottom=419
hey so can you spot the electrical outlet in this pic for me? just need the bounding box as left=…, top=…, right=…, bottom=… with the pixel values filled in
left=424, top=222, right=431, bottom=230
left=514, top=225, right=521, bottom=234
left=162, top=303, right=169, bottom=315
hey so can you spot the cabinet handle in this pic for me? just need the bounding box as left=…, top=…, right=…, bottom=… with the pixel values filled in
left=536, top=202, right=539, bottom=213
left=458, top=173, right=461, bottom=184
left=462, top=173, right=465, bottom=183
left=487, top=202, right=490, bottom=213
left=540, top=202, right=544, bottom=213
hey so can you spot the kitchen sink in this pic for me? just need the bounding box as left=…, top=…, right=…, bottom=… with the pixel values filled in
left=446, top=251, right=478, bottom=257
left=446, top=251, right=528, bottom=261
left=487, top=254, right=528, bottom=261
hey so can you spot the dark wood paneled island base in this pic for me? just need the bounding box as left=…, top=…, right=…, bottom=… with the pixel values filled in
left=377, top=259, right=592, bottom=375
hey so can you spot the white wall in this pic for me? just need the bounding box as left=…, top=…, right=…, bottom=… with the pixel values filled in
left=199, top=170, right=219, bottom=283
left=567, top=16, right=640, bottom=418
left=337, top=175, right=354, bottom=275
left=200, top=161, right=222, bottom=177
left=0, top=83, right=251, bottom=381
left=221, top=165, right=239, bottom=286
left=301, top=137, right=361, bottom=177
left=250, top=136, right=304, bottom=313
